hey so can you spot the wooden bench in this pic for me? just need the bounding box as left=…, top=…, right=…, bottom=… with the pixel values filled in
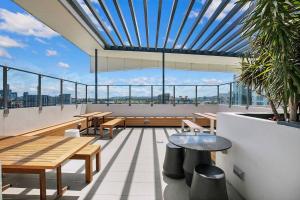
left=70, top=144, right=101, bottom=183
left=100, top=118, right=125, bottom=138
left=181, top=120, right=208, bottom=134
left=22, top=118, right=86, bottom=137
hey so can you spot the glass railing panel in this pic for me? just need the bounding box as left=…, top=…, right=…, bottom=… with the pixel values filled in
left=7, top=69, right=38, bottom=108
left=63, top=81, right=75, bottom=104
left=164, top=86, right=173, bottom=104
left=97, top=85, right=107, bottom=104
left=251, top=91, right=269, bottom=106
left=87, top=86, right=94, bottom=103
left=41, top=77, right=60, bottom=106
left=77, top=84, right=86, bottom=103
left=0, top=68, right=3, bottom=109
left=219, top=84, right=230, bottom=105
left=153, top=85, right=162, bottom=104
left=175, top=86, right=196, bottom=104
left=197, top=85, right=218, bottom=104
left=109, top=86, right=129, bottom=104
left=131, top=85, right=151, bottom=104
left=232, top=82, right=248, bottom=106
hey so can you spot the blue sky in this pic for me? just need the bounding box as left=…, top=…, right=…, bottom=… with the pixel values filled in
left=0, top=0, right=245, bottom=97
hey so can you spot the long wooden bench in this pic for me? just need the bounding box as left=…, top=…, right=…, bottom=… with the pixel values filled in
left=70, top=144, right=101, bottom=183
left=104, top=116, right=210, bottom=127
left=22, top=118, right=87, bottom=137
left=181, top=120, right=208, bottom=134
left=100, top=118, right=126, bottom=138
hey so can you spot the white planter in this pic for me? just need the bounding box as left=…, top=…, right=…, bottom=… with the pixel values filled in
left=216, top=113, right=300, bottom=200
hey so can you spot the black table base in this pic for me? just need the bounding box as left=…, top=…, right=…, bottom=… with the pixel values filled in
left=183, top=149, right=211, bottom=186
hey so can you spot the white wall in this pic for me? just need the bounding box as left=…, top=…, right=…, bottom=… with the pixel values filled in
left=216, top=113, right=300, bottom=200
left=0, top=104, right=86, bottom=136
left=218, top=104, right=276, bottom=113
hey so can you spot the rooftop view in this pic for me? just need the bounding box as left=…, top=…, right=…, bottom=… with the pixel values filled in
left=0, top=0, right=299, bottom=200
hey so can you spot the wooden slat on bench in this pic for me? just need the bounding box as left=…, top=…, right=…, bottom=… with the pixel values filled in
left=182, top=120, right=207, bottom=133
left=100, top=118, right=125, bottom=138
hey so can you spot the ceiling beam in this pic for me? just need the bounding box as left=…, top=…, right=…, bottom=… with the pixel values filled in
left=196, top=2, right=244, bottom=50
left=84, top=0, right=116, bottom=46
left=180, top=0, right=212, bottom=49
left=143, top=0, right=149, bottom=48
left=163, top=0, right=179, bottom=48
left=113, top=0, right=133, bottom=47
left=128, top=0, right=141, bottom=47
left=172, top=0, right=195, bottom=49
left=66, top=0, right=108, bottom=48
left=189, top=0, right=231, bottom=49
left=155, top=0, right=162, bottom=48
left=98, top=0, right=124, bottom=46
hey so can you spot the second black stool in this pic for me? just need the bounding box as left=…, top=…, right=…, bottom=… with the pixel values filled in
left=163, top=143, right=185, bottom=179
left=190, top=164, right=228, bottom=200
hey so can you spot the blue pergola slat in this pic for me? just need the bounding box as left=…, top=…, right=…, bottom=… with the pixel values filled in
left=128, top=0, right=141, bottom=47
left=189, top=0, right=231, bottom=50
left=97, top=0, right=124, bottom=46
left=143, top=0, right=149, bottom=48
left=229, top=40, right=248, bottom=53
left=172, top=0, right=196, bottom=49
left=214, top=28, right=242, bottom=51
left=155, top=0, right=162, bottom=48
left=113, top=0, right=133, bottom=47
left=84, top=0, right=117, bottom=46
left=163, top=0, right=179, bottom=48
left=180, top=0, right=213, bottom=49
left=221, top=37, right=244, bottom=52
left=196, top=2, right=244, bottom=50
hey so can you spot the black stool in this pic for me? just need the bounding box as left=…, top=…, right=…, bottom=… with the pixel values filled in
left=190, top=164, right=228, bottom=200
left=163, top=143, right=185, bottom=179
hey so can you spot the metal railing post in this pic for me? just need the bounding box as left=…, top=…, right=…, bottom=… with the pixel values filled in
left=85, top=85, right=88, bottom=104
left=75, top=82, right=78, bottom=105
left=217, top=85, right=220, bottom=104
left=107, top=85, right=109, bottom=106
left=151, top=85, right=153, bottom=106
left=3, top=66, right=9, bottom=114
left=60, top=79, right=63, bottom=108
left=129, top=85, right=131, bottom=106
left=38, top=74, right=42, bottom=110
left=229, top=83, right=232, bottom=108
left=195, top=85, right=198, bottom=106
left=173, top=85, right=175, bottom=106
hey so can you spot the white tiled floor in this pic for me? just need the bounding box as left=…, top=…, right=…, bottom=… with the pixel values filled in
left=2, top=128, right=243, bottom=200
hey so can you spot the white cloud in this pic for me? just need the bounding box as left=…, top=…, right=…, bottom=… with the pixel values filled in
left=0, top=9, right=58, bottom=38
left=189, top=10, right=199, bottom=19
left=201, top=78, right=223, bottom=85
left=0, top=35, right=24, bottom=48
left=0, top=48, right=11, bottom=59
left=58, top=62, right=70, bottom=68
left=46, top=49, right=57, bottom=57
left=35, top=37, right=48, bottom=44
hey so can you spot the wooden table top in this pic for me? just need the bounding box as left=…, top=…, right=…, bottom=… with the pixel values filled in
left=93, top=112, right=112, bottom=118
left=0, top=136, right=94, bottom=169
left=193, top=113, right=217, bottom=120
left=74, top=112, right=102, bottom=118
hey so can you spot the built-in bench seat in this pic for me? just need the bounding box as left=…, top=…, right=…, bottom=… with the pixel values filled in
left=181, top=120, right=208, bottom=133
left=100, top=118, right=126, bottom=138
left=104, top=116, right=210, bottom=127
left=70, top=144, right=101, bottom=183
left=22, top=118, right=87, bottom=137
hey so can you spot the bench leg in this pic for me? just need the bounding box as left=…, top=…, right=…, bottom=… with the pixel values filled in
left=85, top=156, right=93, bottom=183
left=57, top=165, right=62, bottom=197
left=100, top=125, right=103, bottom=137
left=181, top=121, right=185, bottom=131
left=109, top=128, right=113, bottom=139
left=39, top=170, right=46, bottom=200
left=210, top=119, right=214, bottom=134
left=96, top=152, right=100, bottom=172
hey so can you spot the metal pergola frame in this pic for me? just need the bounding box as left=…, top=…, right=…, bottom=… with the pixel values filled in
left=66, top=0, right=252, bottom=103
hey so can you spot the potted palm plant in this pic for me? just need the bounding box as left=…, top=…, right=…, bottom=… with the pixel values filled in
left=238, top=0, right=300, bottom=123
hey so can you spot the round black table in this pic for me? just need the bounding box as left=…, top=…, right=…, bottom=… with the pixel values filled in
left=169, top=133, right=232, bottom=186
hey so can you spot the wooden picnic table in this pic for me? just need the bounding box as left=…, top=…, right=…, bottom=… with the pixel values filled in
left=92, top=112, right=112, bottom=134
left=193, top=113, right=217, bottom=134
left=0, top=136, right=94, bottom=200
left=74, top=112, right=102, bottom=134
